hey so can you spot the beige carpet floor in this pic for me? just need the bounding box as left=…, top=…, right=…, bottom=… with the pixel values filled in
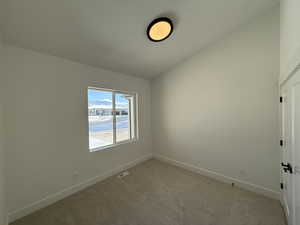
left=10, top=159, right=286, bottom=225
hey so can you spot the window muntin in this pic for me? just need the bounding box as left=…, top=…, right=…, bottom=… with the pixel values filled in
left=88, top=88, right=137, bottom=151
left=116, top=93, right=131, bottom=142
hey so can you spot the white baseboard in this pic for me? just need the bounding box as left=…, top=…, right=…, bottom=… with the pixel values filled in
left=8, top=154, right=153, bottom=223
left=154, top=154, right=280, bottom=200
left=8, top=153, right=279, bottom=223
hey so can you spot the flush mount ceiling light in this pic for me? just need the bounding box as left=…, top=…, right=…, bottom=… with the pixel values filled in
left=147, top=17, right=173, bottom=42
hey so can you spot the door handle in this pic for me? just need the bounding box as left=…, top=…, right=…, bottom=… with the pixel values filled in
left=281, top=163, right=293, bottom=174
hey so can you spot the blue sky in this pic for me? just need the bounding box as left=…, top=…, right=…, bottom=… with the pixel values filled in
left=88, top=89, right=128, bottom=106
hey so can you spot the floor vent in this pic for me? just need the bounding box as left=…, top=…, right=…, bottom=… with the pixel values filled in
left=118, top=171, right=130, bottom=178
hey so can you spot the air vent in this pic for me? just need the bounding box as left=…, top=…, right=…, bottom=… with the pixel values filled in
left=117, top=171, right=130, bottom=178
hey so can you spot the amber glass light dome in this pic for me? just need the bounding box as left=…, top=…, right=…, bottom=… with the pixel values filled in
left=147, top=17, right=173, bottom=42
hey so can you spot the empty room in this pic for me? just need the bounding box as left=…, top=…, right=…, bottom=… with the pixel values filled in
left=0, top=0, right=299, bottom=225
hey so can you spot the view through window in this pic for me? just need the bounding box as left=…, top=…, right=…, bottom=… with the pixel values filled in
left=88, top=88, right=136, bottom=151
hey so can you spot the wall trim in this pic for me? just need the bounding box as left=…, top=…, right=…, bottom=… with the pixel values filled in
left=280, top=45, right=300, bottom=86
left=8, top=153, right=280, bottom=223
left=8, top=154, right=153, bottom=223
left=154, top=154, right=280, bottom=200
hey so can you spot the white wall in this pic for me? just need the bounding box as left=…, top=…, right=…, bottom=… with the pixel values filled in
left=280, top=0, right=300, bottom=82
left=3, top=46, right=152, bottom=220
left=0, top=32, right=7, bottom=225
left=152, top=8, right=279, bottom=196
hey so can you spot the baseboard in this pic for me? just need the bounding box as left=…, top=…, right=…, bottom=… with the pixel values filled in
left=154, top=154, right=280, bottom=200
left=8, top=153, right=279, bottom=223
left=8, top=154, right=153, bottom=223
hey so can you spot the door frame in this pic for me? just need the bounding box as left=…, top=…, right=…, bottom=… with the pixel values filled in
left=280, top=65, right=300, bottom=225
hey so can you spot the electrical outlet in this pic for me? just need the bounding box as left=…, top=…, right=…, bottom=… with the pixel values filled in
left=239, top=170, right=246, bottom=177
left=73, top=172, right=79, bottom=183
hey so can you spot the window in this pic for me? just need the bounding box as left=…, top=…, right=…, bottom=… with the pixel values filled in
left=88, top=88, right=137, bottom=151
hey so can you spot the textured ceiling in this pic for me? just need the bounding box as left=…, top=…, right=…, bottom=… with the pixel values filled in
left=2, top=0, right=279, bottom=78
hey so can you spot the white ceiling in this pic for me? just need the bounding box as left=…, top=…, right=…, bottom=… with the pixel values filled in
left=2, top=0, right=279, bottom=78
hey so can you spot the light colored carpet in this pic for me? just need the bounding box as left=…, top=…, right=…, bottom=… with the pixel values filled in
left=10, top=159, right=286, bottom=225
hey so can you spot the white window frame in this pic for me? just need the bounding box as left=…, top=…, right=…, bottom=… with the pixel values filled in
left=88, top=87, right=138, bottom=152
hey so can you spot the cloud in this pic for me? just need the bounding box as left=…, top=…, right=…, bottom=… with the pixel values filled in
left=102, top=98, right=112, bottom=103
left=116, top=102, right=127, bottom=105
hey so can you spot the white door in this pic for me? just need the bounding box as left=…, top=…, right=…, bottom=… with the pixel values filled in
left=291, top=71, right=300, bottom=225
left=281, top=69, right=300, bottom=225
left=281, top=89, right=293, bottom=224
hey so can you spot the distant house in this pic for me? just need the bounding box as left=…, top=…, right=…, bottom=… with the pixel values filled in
left=88, top=105, right=128, bottom=116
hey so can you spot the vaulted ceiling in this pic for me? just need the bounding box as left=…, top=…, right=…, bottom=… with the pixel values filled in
left=2, top=0, right=279, bottom=78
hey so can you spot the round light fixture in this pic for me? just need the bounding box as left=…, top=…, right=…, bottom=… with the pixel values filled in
left=147, top=17, right=173, bottom=42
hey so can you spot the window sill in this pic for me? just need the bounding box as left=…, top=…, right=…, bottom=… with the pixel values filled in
left=89, top=138, right=138, bottom=152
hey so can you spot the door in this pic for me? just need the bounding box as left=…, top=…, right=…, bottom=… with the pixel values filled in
left=291, top=72, right=300, bottom=225
left=281, top=90, right=293, bottom=224
left=281, top=69, right=300, bottom=225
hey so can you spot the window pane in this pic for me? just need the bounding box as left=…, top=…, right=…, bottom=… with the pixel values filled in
left=88, top=89, right=113, bottom=149
left=116, top=93, right=131, bottom=142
